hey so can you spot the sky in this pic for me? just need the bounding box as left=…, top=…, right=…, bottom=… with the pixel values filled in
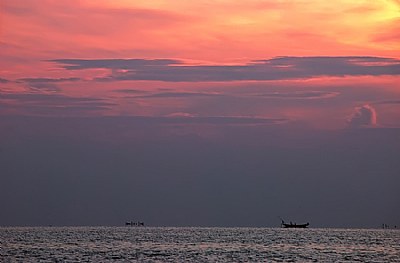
left=1, top=0, right=399, bottom=228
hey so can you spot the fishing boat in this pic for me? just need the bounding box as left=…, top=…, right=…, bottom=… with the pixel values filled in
left=281, top=220, right=309, bottom=228
left=125, top=221, right=144, bottom=226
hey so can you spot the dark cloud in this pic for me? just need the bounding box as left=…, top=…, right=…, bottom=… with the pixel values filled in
left=348, top=105, right=377, bottom=127
left=0, top=78, right=10, bottom=83
left=50, top=59, right=181, bottom=70
left=50, top=56, right=400, bottom=82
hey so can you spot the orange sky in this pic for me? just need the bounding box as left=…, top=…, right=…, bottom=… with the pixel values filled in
left=2, top=0, right=399, bottom=63
left=1, top=0, right=399, bottom=128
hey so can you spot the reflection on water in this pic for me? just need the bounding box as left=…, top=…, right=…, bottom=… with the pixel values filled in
left=1, top=227, right=399, bottom=262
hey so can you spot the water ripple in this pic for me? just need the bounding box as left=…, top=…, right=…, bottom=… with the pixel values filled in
left=1, top=227, right=399, bottom=262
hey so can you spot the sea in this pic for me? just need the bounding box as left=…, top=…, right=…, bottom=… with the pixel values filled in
left=1, top=227, right=399, bottom=262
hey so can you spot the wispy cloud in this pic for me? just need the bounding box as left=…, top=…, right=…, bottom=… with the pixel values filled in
left=0, top=92, right=115, bottom=116
left=3, top=0, right=188, bottom=35
left=50, top=56, right=400, bottom=82
left=18, top=77, right=81, bottom=83
left=132, top=90, right=339, bottom=100
left=256, top=91, right=339, bottom=100
left=26, top=82, right=61, bottom=93
left=135, top=92, right=223, bottom=99
left=118, top=115, right=287, bottom=126
left=373, top=18, right=400, bottom=43
left=374, top=100, right=400, bottom=105
left=16, top=77, right=81, bottom=93
left=112, top=89, right=148, bottom=94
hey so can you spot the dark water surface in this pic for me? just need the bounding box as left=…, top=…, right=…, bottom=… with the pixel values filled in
left=1, top=227, right=399, bottom=262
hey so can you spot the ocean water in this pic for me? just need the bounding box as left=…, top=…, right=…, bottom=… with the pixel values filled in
left=1, top=227, right=399, bottom=262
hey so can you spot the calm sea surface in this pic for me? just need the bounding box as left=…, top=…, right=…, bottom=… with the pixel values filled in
left=1, top=227, right=399, bottom=262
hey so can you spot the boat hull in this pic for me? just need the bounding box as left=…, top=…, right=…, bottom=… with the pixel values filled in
left=282, top=223, right=309, bottom=228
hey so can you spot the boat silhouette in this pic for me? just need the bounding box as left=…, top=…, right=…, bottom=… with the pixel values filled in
left=281, top=220, right=309, bottom=228
left=125, top=221, right=144, bottom=226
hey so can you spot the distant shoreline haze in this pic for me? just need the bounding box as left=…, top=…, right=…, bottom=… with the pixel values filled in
left=1, top=116, right=399, bottom=228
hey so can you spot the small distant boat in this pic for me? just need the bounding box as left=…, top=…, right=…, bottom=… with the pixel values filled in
left=125, top=221, right=144, bottom=226
left=281, top=220, right=309, bottom=228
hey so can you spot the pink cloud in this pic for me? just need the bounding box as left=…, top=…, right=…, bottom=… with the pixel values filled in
left=348, top=104, right=377, bottom=127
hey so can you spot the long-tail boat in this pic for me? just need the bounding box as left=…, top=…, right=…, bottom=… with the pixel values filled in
left=281, top=220, right=309, bottom=228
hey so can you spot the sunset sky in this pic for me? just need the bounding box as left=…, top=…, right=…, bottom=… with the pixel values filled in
left=1, top=0, right=399, bottom=227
